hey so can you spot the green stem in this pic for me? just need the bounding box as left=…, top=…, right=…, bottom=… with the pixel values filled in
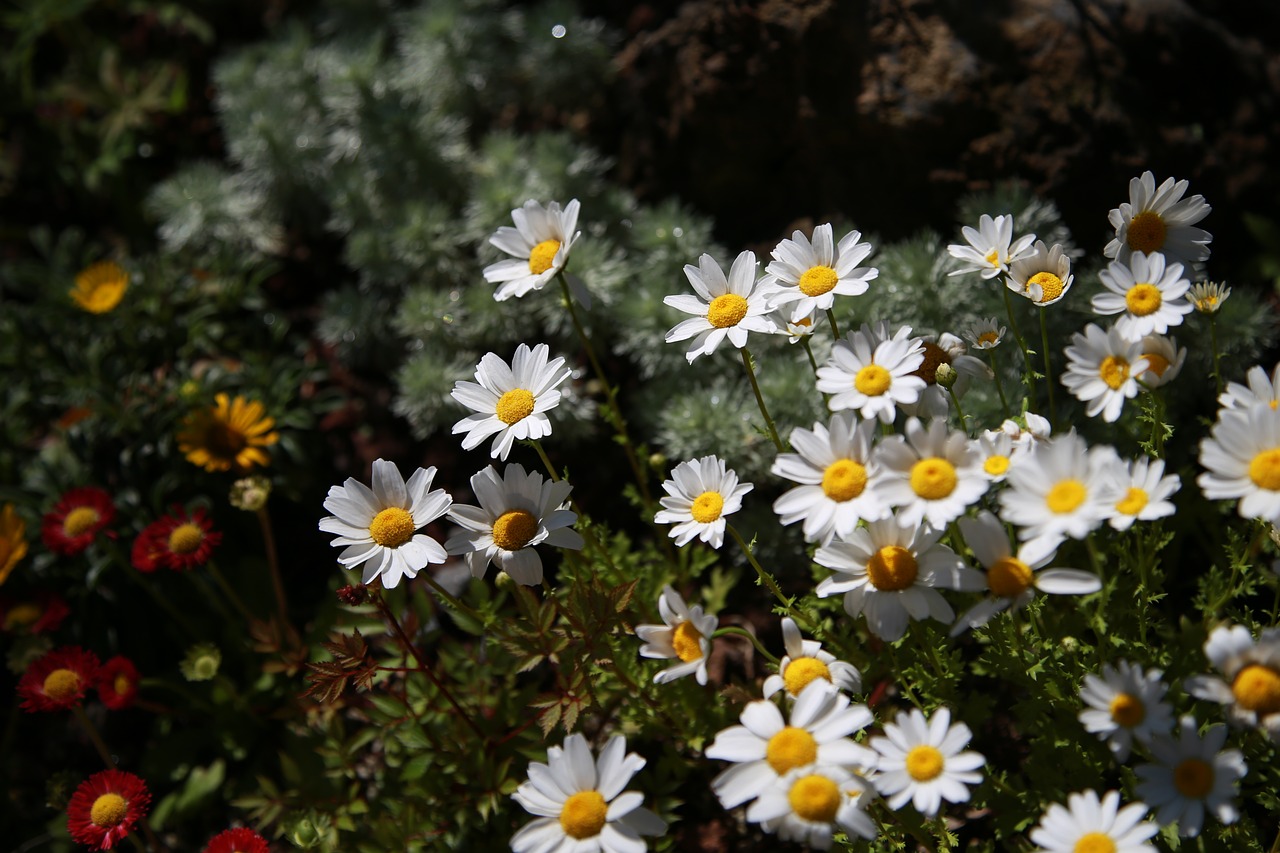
left=824, top=308, right=842, bottom=339
left=73, top=706, right=164, bottom=852
left=529, top=439, right=620, bottom=577
left=1001, top=286, right=1034, bottom=397
left=1038, top=308, right=1057, bottom=427
left=712, top=626, right=781, bottom=665
left=727, top=524, right=796, bottom=617
left=740, top=347, right=785, bottom=452
left=986, top=349, right=1011, bottom=418
left=800, top=336, right=820, bottom=374
left=946, top=385, right=969, bottom=434
left=530, top=439, right=560, bottom=482
left=205, top=561, right=260, bottom=625
left=420, top=572, right=486, bottom=627
left=1209, top=313, right=1224, bottom=398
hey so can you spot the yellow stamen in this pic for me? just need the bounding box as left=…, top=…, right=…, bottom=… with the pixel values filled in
left=988, top=556, right=1034, bottom=597
left=689, top=491, right=724, bottom=524
left=62, top=507, right=101, bottom=538
left=821, top=459, right=867, bottom=502
left=369, top=507, right=416, bottom=548
left=491, top=509, right=538, bottom=551
left=783, top=657, right=831, bottom=696
left=1248, top=449, right=1280, bottom=491
left=865, top=545, right=918, bottom=591
left=1073, top=833, right=1117, bottom=853
left=43, top=668, right=81, bottom=702
left=788, top=774, right=841, bottom=822
left=1046, top=480, right=1086, bottom=514
left=90, top=792, right=129, bottom=828
left=167, top=523, right=205, bottom=555
left=558, top=790, right=606, bottom=839
left=1027, top=271, right=1065, bottom=303
left=496, top=388, right=535, bottom=424
left=977, top=331, right=999, bottom=347
left=528, top=239, right=561, bottom=275
left=1125, top=283, right=1162, bottom=316
left=1109, top=693, right=1145, bottom=727
left=1127, top=211, right=1167, bottom=254
left=766, top=726, right=818, bottom=774
left=983, top=455, right=1010, bottom=476
left=706, top=293, right=749, bottom=328
left=1142, top=352, right=1170, bottom=377
left=1232, top=664, right=1280, bottom=716
left=909, top=457, right=958, bottom=500
left=1098, top=356, right=1130, bottom=390
left=854, top=365, right=891, bottom=396
left=1172, top=758, right=1214, bottom=799
left=905, top=745, right=945, bottom=781
left=1115, top=488, right=1148, bottom=516
left=672, top=621, right=704, bottom=663
left=798, top=265, right=838, bottom=297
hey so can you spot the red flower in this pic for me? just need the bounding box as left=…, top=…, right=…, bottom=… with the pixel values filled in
left=131, top=506, right=222, bottom=572
left=42, top=487, right=116, bottom=556
left=203, top=827, right=270, bottom=853
left=17, top=646, right=100, bottom=712
left=0, top=590, right=70, bottom=634
left=67, top=769, right=151, bottom=850
left=98, top=655, right=140, bottom=710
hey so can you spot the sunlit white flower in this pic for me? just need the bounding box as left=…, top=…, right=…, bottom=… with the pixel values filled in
left=450, top=343, right=571, bottom=460
left=947, top=214, right=1036, bottom=280
left=1219, top=362, right=1280, bottom=411
left=1061, top=324, right=1149, bottom=423
left=1136, top=334, right=1186, bottom=388
left=869, top=707, right=985, bottom=817
left=1105, top=171, right=1212, bottom=267
left=962, top=317, right=1006, bottom=350
left=876, top=417, right=988, bottom=528
left=664, top=251, right=775, bottom=363
left=763, top=617, right=862, bottom=700
left=1189, top=280, right=1231, bottom=314
left=484, top=199, right=582, bottom=302
left=1107, top=457, right=1180, bottom=531
left=1185, top=624, right=1280, bottom=738
left=1078, top=660, right=1174, bottom=761
left=998, top=432, right=1122, bottom=544
left=635, top=585, right=718, bottom=685
left=1134, top=716, right=1246, bottom=838
left=763, top=224, right=878, bottom=321
left=320, top=459, right=452, bottom=589
left=901, top=332, right=992, bottom=418
left=747, top=764, right=877, bottom=848
left=816, top=324, right=926, bottom=423
left=1197, top=404, right=1280, bottom=523
left=1029, top=789, right=1158, bottom=853
left=1092, top=252, right=1194, bottom=341
left=1007, top=240, right=1074, bottom=306
left=654, top=455, right=751, bottom=549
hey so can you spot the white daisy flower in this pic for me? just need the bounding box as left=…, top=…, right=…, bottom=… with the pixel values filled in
left=998, top=432, right=1122, bottom=544
left=947, top=213, right=1036, bottom=280
left=1091, top=252, right=1194, bottom=341
left=869, top=707, right=985, bottom=817
left=1007, top=240, right=1074, bottom=306
left=747, top=764, right=877, bottom=848
left=815, top=324, right=926, bottom=423
left=901, top=332, right=993, bottom=419
left=1061, top=324, right=1149, bottom=423
left=876, top=417, right=989, bottom=529
left=634, top=585, right=718, bottom=685
left=763, top=223, right=878, bottom=321
left=771, top=412, right=887, bottom=546
left=1029, top=790, right=1158, bottom=853
left=1184, top=624, right=1280, bottom=738
left=1078, top=660, right=1175, bottom=761
left=510, top=733, right=666, bottom=853
left=1189, top=280, right=1231, bottom=314
left=1219, top=362, right=1280, bottom=411
left=771, top=306, right=818, bottom=344
left=971, top=430, right=1020, bottom=482
left=654, top=455, right=752, bottom=549
left=483, top=199, right=582, bottom=302
left=664, top=251, right=775, bottom=363
left=1107, top=457, right=1180, bottom=531
left=450, top=343, right=572, bottom=461
left=814, top=514, right=984, bottom=642
left=951, top=511, right=1101, bottom=636
left=962, top=317, right=1007, bottom=350
left=1105, top=171, right=1212, bottom=267
left=1134, top=716, right=1246, bottom=838
left=445, top=464, right=584, bottom=586
left=1197, top=404, right=1280, bottom=523
left=319, top=459, right=452, bottom=590
left=763, top=617, right=862, bottom=700
left=705, top=681, right=875, bottom=810
left=998, top=411, right=1052, bottom=451
left=1136, top=334, right=1186, bottom=388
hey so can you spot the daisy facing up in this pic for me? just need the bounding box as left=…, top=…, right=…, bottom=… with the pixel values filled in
left=482, top=199, right=582, bottom=302
left=998, top=431, right=1121, bottom=544
left=450, top=342, right=571, bottom=461
left=1061, top=323, right=1149, bottom=423
left=1007, top=240, right=1074, bottom=306
left=1184, top=624, right=1280, bottom=738
left=1105, top=170, right=1212, bottom=267
left=1107, top=457, right=1180, bottom=531
left=66, top=769, right=152, bottom=851
left=131, top=506, right=222, bottom=572
left=635, top=585, right=718, bottom=685
left=1029, top=789, right=1157, bottom=853
left=762, top=617, right=862, bottom=700
left=971, top=429, right=1020, bottom=482
left=1091, top=252, right=1194, bottom=341
left=869, top=706, right=985, bottom=817
left=654, top=455, right=752, bottom=549
left=1134, top=716, right=1246, bottom=838
left=815, top=324, right=926, bottom=423
left=17, top=646, right=100, bottom=713
left=41, top=486, right=116, bottom=556
left=664, top=251, right=775, bottom=363
left=1078, top=660, right=1174, bottom=761
left=875, top=417, right=989, bottom=529
left=947, top=213, right=1036, bottom=280
left=747, top=763, right=877, bottom=848
left=176, top=393, right=279, bottom=473
left=761, top=223, right=878, bottom=322
left=1197, top=404, right=1280, bottom=524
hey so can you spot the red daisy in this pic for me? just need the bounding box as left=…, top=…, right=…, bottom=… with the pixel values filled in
left=67, top=769, right=151, bottom=850
left=0, top=590, right=70, bottom=634
left=203, top=827, right=270, bottom=853
left=42, top=487, right=116, bottom=556
left=98, top=655, right=140, bottom=710
left=17, top=646, right=100, bottom=712
left=131, top=507, right=222, bottom=572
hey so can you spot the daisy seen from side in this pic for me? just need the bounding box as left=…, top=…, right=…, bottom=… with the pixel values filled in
left=41, top=486, right=115, bottom=556
left=1219, top=362, right=1280, bottom=411
left=177, top=393, right=279, bottom=473
left=70, top=260, right=130, bottom=314
left=1007, top=240, right=1074, bottom=306
left=1061, top=323, right=1149, bottom=423
left=947, top=213, right=1036, bottom=279
left=654, top=455, right=751, bottom=549
left=1105, top=170, right=1212, bottom=267
left=1092, top=252, right=1194, bottom=341
left=1078, top=660, right=1174, bottom=761
left=451, top=342, right=571, bottom=460
left=483, top=199, right=581, bottom=302
left=1108, top=457, right=1180, bottom=531
left=763, top=617, right=862, bottom=700
left=998, top=431, right=1121, bottom=544
left=1134, top=716, right=1246, bottom=838
left=876, top=417, right=989, bottom=529
left=1189, top=280, right=1231, bottom=314
left=869, top=706, right=985, bottom=817
left=1029, top=789, right=1157, bottom=853
left=17, top=646, right=100, bottom=713
left=816, top=324, right=926, bottom=423
left=1184, top=624, right=1280, bottom=738
left=67, top=769, right=151, bottom=851
left=635, top=585, right=718, bottom=685
left=962, top=317, right=1006, bottom=351
left=1197, top=404, right=1280, bottom=524
left=747, top=763, right=877, bottom=848
left=762, top=223, right=878, bottom=321
left=664, top=251, right=775, bottom=363
left=1137, top=334, right=1186, bottom=388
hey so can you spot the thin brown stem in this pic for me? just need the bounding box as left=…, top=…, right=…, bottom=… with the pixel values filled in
left=256, top=506, right=291, bottom=629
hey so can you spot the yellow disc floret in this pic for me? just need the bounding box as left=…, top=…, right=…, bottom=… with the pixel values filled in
left=766, top=726, right=818, bottom=774
left=671, top=621, right=704, bottom=663
left=43, top=668, right=82, bottom=702
left=1073, top=833, right=1117, bottom=853
left=706, top=293, right=749, bottom=328
left=983, top=455, right=1010, bottom=476
left=854, top=364, right=892, bottom=396
left=90, top=792, right=129, bottom=828
left=1115, top=488, right=1149, bottom=516
left=987, top=556, right=1034, bottom=598
left=821, top=459, right=867, bottom=502
left=369, top=507, right=416, bottom=548
left=1098, top=356, right=1130, bottom=390
left=1127, top=211, right=1167, bottom=254
left=905, top=745, right=945, bottom=781
left=491, top=509, right=539, bottom=551
left=866, top=545, right=918, bottom=591
left=1248, top=449, right=1280, bottom=491
left=1028, top=271, right=1065, bottom=303
left=909, top=458, right=958, bottom=500
left=1046, top=480, right=1086, bottom=514
left=63, top=507, right=101, bottom=538
left=496, top=388, right=536, bottom=425
left=984, top=249, right=1001, bottom=268
left=798, top=265, right=839, bottom=297
left=167, top=523, right=205, bottom=555
left=1172, top=758, right=1215, bottom=799
left=1142, top=352, right=1170, bottom=377
left=528, top=239, right=561, bottom=275
left=559, top=790, right=607, bottom=839
left=978, top=331, right=1000, bottom=347
left=783, top=657, right=832, bottom=696
left=1125, top=283, right=1162, bottom=316
left=1108, top=693, right=1146, bottom=728
left=114, top=673, right=133, bottom=696
left=788, top=774, right=841, bottom=822
left=1232, top=664, right=1280, bottom=716
left=690, top=491, right=725, bottom=524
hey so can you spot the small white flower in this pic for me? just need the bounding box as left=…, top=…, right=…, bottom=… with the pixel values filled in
left=1134, top=716, right=1246, bottom=838
left=763, top=223, right=878, bottom=321
left=1029, top=789, right=1158, bottom=853
left=450, top=343, right=571, bottom=460
left=654, top=455, right=752, bottom=549
left=1197, top=404, right=1280, bottom=524
left=1061, top=324, right=1149, bottom=423
left=771, top=306, right=819, bottom=344
left=1189, top=280, right=1231, bottom=314
left=763, top=617, right=862, bottom=700
left=1219, top=362, right=1280, bottom=411
left=998, top=432, right=1122, bottom=544
left=815, top=324, right=926, bottom=423
left=947, top=214, right=1036, bottom=280
left=1107, top=457, right=1180, bottom=531
left=1136, top=334, right=1186, bottom=388
left=869, top=707, right=985, bottom=817
left=1091, top=252, right=1194, bottom=341
left=1007, top=240, right=1074, bottom=306
left=664, top=251, right=775, bottom=363
left=1184, top=624, right=1280, bottom=739
left=876, top=417, right=989, bottom=529
left=1078, top=660, right=1174, bottom=761
left=747, top=764, right=877, bottom=848
left=901, top=332, right=993, bottom=418
left=962, top=317, right=1007, bottom=350
left=971, top=430, right=1019, bottom=482
left=634, top=585, right=718, bottom=685
left=1105, top=171, right=1212, bottom=267
left=319, top=459, right=452, bottom=589
left=483, top=199, right=582, bottom=302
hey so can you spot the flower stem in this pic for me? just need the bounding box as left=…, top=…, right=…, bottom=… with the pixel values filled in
left=256, top=506, right=291, bottom=631
left=801, top=336, right=820, bottom=374
left=946, top=386, right=969, bottom=435
left=73, top=706, right=164, bottom=853
left=1209, top=313, right=1224, bottom=398
left=740, top=347, right=785, bottom=452
left=824, top=308, right=842, bottom=339
left=1038, top=308, right=1057, bottom=427
left=530, top=438, right=560, bottom=482
left=712, top=625, right=780, bottom=665
left=1001, top=286, right=1034, bottom=397
left=986, top=349, right=1011, bottom=418
left=420, top=572, right=486, bottom=627
left=205, top=561, right=259, bottom=625
left=727, top=524, right=795, bottom=617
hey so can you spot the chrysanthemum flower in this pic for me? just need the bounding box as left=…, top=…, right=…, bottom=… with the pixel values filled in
left=869, top=707, right=985, bottom=817
left=131, top=507, right=223, bottom=572
left=654, top=455, right=751, bottom=550
left=70, top=260, right=130, bottom=314
left=971, top=430, right=1020, bottom=482
left=1105, top=171, right=1212, bottom=267
left=483, top=199, right=582, bottom=302
left=1092, top=252, right=1194, bottom=341
left=203, top=827, right=270, bottom=853
left=816, top=324, right=926, bottom=423
left=1136, top=334, right=1186, bottom=388
left=706, top=681, right=874, bottom=810
left=18, top=646, right=100, bottom=712
left=1029, top=789, right=1157, bottom=853
left=511, top=733, right=666, bottom=853
left=998, top=432, right=1121, bottom=544
left=1007, top=240, right=1074, bottom=306
left=1107, top=457, right=1180, bottom=531
left=450, top=342, right=571, bottom=460
left=1185, top=624, right=1280, bottom=738
left=177, top=393, right=279, bottom=473
left=1, top=590, right=70, bottom=634
left=1078, top=660, right=1174, bottom=761
left=771, top=412, right=887, bottom=546
left=762, top=223, right=878, bottom=321
left=446, top=463, right=582, bottom=586
left=814, top=514, right=983, bottom=642
left=962, top=317, right=1007, bottom=350
left=635, top=585, right=718, bottom=685
left=1189, top=280, right=1231, bottom=314
left=67, top=769, right=151, bottom=850
left=180, top=643, right=221, bottom=682
left=1198, top=405, right=1280, bottom=523
left=41, top=486, right=116, bottom=556
left=902, top=332, right=992, bottom=418
left=763, top=617, right=862, bottom=699
left=747, top=764, right=877, bottom=847
left=320, top=459, right=452, bottom=589
left=97, top=655, right=140, bottom=711
left=876, top=417, right=989, bottom=529
left=1061, top=324, right=1149, bottom=423
left=0, top=502, right=29, bottom=585
left=1219, top=363, right=1280, bottom=411
left=1134, top=716, right=1246, bottom=838
left=947, top=214, right=1036, bottom=280
left=664, top=251, right=775, bottom=363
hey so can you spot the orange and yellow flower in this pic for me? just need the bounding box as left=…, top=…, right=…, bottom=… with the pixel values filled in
left=177, top=393, right=279, bottom=473
left=70, top=260, right=129, bottom=314
left=0, top=503, right=28, bottom=585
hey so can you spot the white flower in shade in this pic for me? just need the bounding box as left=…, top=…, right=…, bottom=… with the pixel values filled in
left=971, top=430, right=1020, bottom=482
left=901, top=332, right=993, bottom=418
left=1029, top=790, right=1158, bottom=853
left=1219, top=362, right=1280, bottom=411
left=1078, top=660, right=1174, bottom=761
left=1189, top=280, right=1231, bottom=314
left=814, top=514, right=984, bottom=642
left=1136, top=334, right=1186, bottom=388
left=876, top=417, right=989, bottom=529
left=705, top=681, right=875, bottom=810
left=1134, top=717, right=1246, bottom=838
left=999, top=411, right=1052, bottom=452
left=1105, top=171, right=1212, bottom=267
left=654, top=455, right=751, bottom=549
left=771, top=306, right=818, bottom=344
left=1184, top=624, right=1280, bottom=738
left=947, top=214, right=1036, bottom=279
left=483, top=199, right=582, bottom=302
left=746, top=764, right=877, bottom=848
left=1007, top=240, right=1074, bottom=306
left=763, top=223, right=878, bottom=321
left=763, top=617, right=862, bottom=700
left=634, top=585, right=718, bottom=685
left=951, top=511, right=1101, bottom=636
left=319, top=459, right=452, bottom=590
left=771, top=412, right=887, bottom=546
left=962, top=317, right=1006, bottom=350
left=869, top=707, right=985, bottom=817
left=510, top=733, right=666, bottom=853
left=664, top=251, right=775, bottom=363
left=1107, top=457, right=1180, bottom=531
left=1197, top=405, right=1280, bottom=523
left=1061, top=324, right=1149, bottom=423
left=445, top=464, right=583, bottom=586
left=1091, top=252, right=1194, bottom=341
left=450, top=343, right=571, bottom=460
left=816, top=324, right=926, bottom=423
left=999, top=432, right=1122, bottom=544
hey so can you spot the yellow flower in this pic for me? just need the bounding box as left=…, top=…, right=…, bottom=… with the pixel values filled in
left=70, top=261, right=129, bottom=314
left=0, top=504, right=29, bottom=587
left=177, top=393, right=280, bottom=473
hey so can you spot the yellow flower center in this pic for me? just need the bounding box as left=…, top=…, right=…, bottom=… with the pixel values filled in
left=984, top=248, right=1001, bottom=268
left=983, top=455, right=1010, bottom=476
left=672, top=620, right=704, bottom=663
left=821, top=459, right=867, bottom=502
left=167, top=523, right=205, bottom=555
left=766, top=726, right=818, bottom=774
left=1108, top=692, right=1145, bottom=728
left=905, top=745, right=945, bottom=781
left=783, top=657, right=832, bottom=696
left=1173, top=758, right=1215, bottom=799
left=788, top=774, right=841, bottom=822
left=866, top=545, right=918, bottom=592
left=909, top=457, right=958, bottom=500
left=558, top=790, right=607, bottom=839
left=491, top=509, right=539, bottom=551
left=63, top=507, right=101, bottom=538
left=114, top=673, right=133, bottom=696
left=1125, top=283, right=1162, bottom=316
left=854, top=364, right=891, bottom=396
left=43, top=668, right=82, bottom=701
left=1197, top=295, right=1219, bottom=311
left=707, top=293, right=749, bottom=328
left=910, top=342, right=951, bottom=385
left=1028, top=271, right=1065, bottom=303
left=978, top=331, right=999, bottom=347
left=798, top=265, right=839, bottom=297
left=987, top=556, right=1034, bottom=598
left=1248, top=449, right=1280, bottom=491
left=1231, top=664, right=1280, bottom=716
left=1127, top=211, right=1167, bottom=254
left=1142, top=352, right=1170, bottom=377
left=368, top=507, right=416, bottom=548
left=90, top=792, right=129, bottom=828
left=495, top=388, right=535, bottom=425
left=1115, top=487, right=1149, bottom=516
left=1098, top=356, right=1130, bottom=390
left=528, top=239, right=561, bottom=275
left=689, top=491, right=724, bottom=524
left=1046, top=480, right=1086, bottom=514
left=1073, top=833, right=1117, bottom=853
